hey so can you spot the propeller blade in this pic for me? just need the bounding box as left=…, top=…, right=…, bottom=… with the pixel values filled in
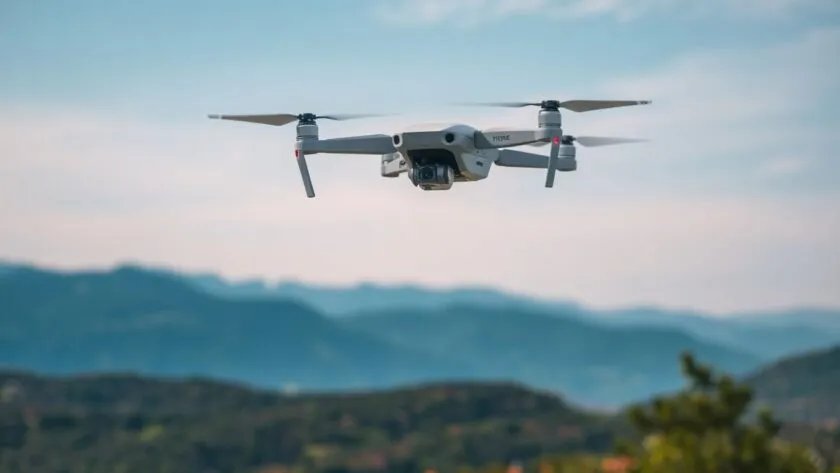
left=452, top=99, right=652, bottom=112
left=558, top=100, right=651, bottom=113
left=317, top=113, right=388, bottom=121
left=574, top=136, right=649, bottom=147
left=208, top=112, right=388, bottom=127
left=452, top=101, right=541, bottom=108
left=207, top=113, right=299, bottom=126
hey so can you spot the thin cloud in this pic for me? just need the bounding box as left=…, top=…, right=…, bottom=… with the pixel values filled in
left=373, top=0, right=840, bottom=26
left=755, top=156, right=810, bottom=179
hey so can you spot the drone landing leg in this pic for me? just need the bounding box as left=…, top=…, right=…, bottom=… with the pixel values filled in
left=544, top=138, right=560, bottom=188
left=545, top=170, right=556, bottom=188
left=295, top=149, right=316, bottom=198
left=545, top=151, right=557, bottom=188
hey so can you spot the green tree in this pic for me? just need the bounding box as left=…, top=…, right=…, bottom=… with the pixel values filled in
left=618, top=352, right=823, bottom=473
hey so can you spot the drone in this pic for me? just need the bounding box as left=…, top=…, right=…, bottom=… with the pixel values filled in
left=207, top=99, right=651, bottom=198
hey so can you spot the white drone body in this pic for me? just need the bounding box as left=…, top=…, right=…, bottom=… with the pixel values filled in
left=208, top=99, right=651, bottom=198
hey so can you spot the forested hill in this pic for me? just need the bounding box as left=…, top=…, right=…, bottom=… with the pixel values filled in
left=746, top=344, right=840, bottom=423
left=0, top=370, right=614, bottom=473
left=1, top=360, right=839, bottom=473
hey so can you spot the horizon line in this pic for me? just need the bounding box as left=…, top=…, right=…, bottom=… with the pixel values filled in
left=3, top=256, right=839, bottom=317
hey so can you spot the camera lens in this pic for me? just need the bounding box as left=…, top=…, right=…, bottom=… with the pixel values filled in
left=420, top=167, right=434, bottom=180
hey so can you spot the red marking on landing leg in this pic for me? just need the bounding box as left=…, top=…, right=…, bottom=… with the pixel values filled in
left=294, top=150, right=299, bottom=159
left=552, top=136, right=560, bottom=144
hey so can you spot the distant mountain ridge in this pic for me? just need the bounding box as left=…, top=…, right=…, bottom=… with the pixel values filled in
left=2, top=259, right=839, bottom=408
left=178, top=269, right=586, bottom=316
left=0, top=265, right=478, bottom=391
left=588, top=306, right=840, bottom=360
left=339, top=305, right=760, bottom=406
left=141, top=262, right=840, bottom=361
left=0, top=262, right=761, bottom=407
left=153, top=265, right=840, bottom=360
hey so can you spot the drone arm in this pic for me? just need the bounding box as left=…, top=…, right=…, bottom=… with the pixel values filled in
left=494, top=149, right=551, bottom=168
left=474, top=129, right=544, bottom=149
left=300, top=134, right=395, bottom=155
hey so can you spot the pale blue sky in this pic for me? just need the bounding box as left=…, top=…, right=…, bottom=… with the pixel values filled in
left=2, top=1, right=836, bottom=115
left=1, top=0, right=839, bottom=313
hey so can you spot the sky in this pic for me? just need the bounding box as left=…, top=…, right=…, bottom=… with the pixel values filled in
left=1, top=0, right=838, bottom=314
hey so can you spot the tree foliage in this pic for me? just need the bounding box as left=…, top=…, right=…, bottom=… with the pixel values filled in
left=617, top=352, right=824, bottom=473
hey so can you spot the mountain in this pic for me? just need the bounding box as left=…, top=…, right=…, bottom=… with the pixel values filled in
left=340, top=306, right=762, bottom=407
left=1, top=264, right=766, bottom=407
left=0, top=369, right=614, bottom=473
left=589, top=306, right=840, bottom=360
left=5, top=259, right=840, bottom=362
left=731, top=308, right=840, bottom=335
left=174, top=266, right=840, bottom=361
left=746, top=344, right=840, bottom=423
left=0, top=260, right=23, bottom=276
left=0, top=266, right=476, bottom=390
left=181, top=271, right=585, bottom=316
